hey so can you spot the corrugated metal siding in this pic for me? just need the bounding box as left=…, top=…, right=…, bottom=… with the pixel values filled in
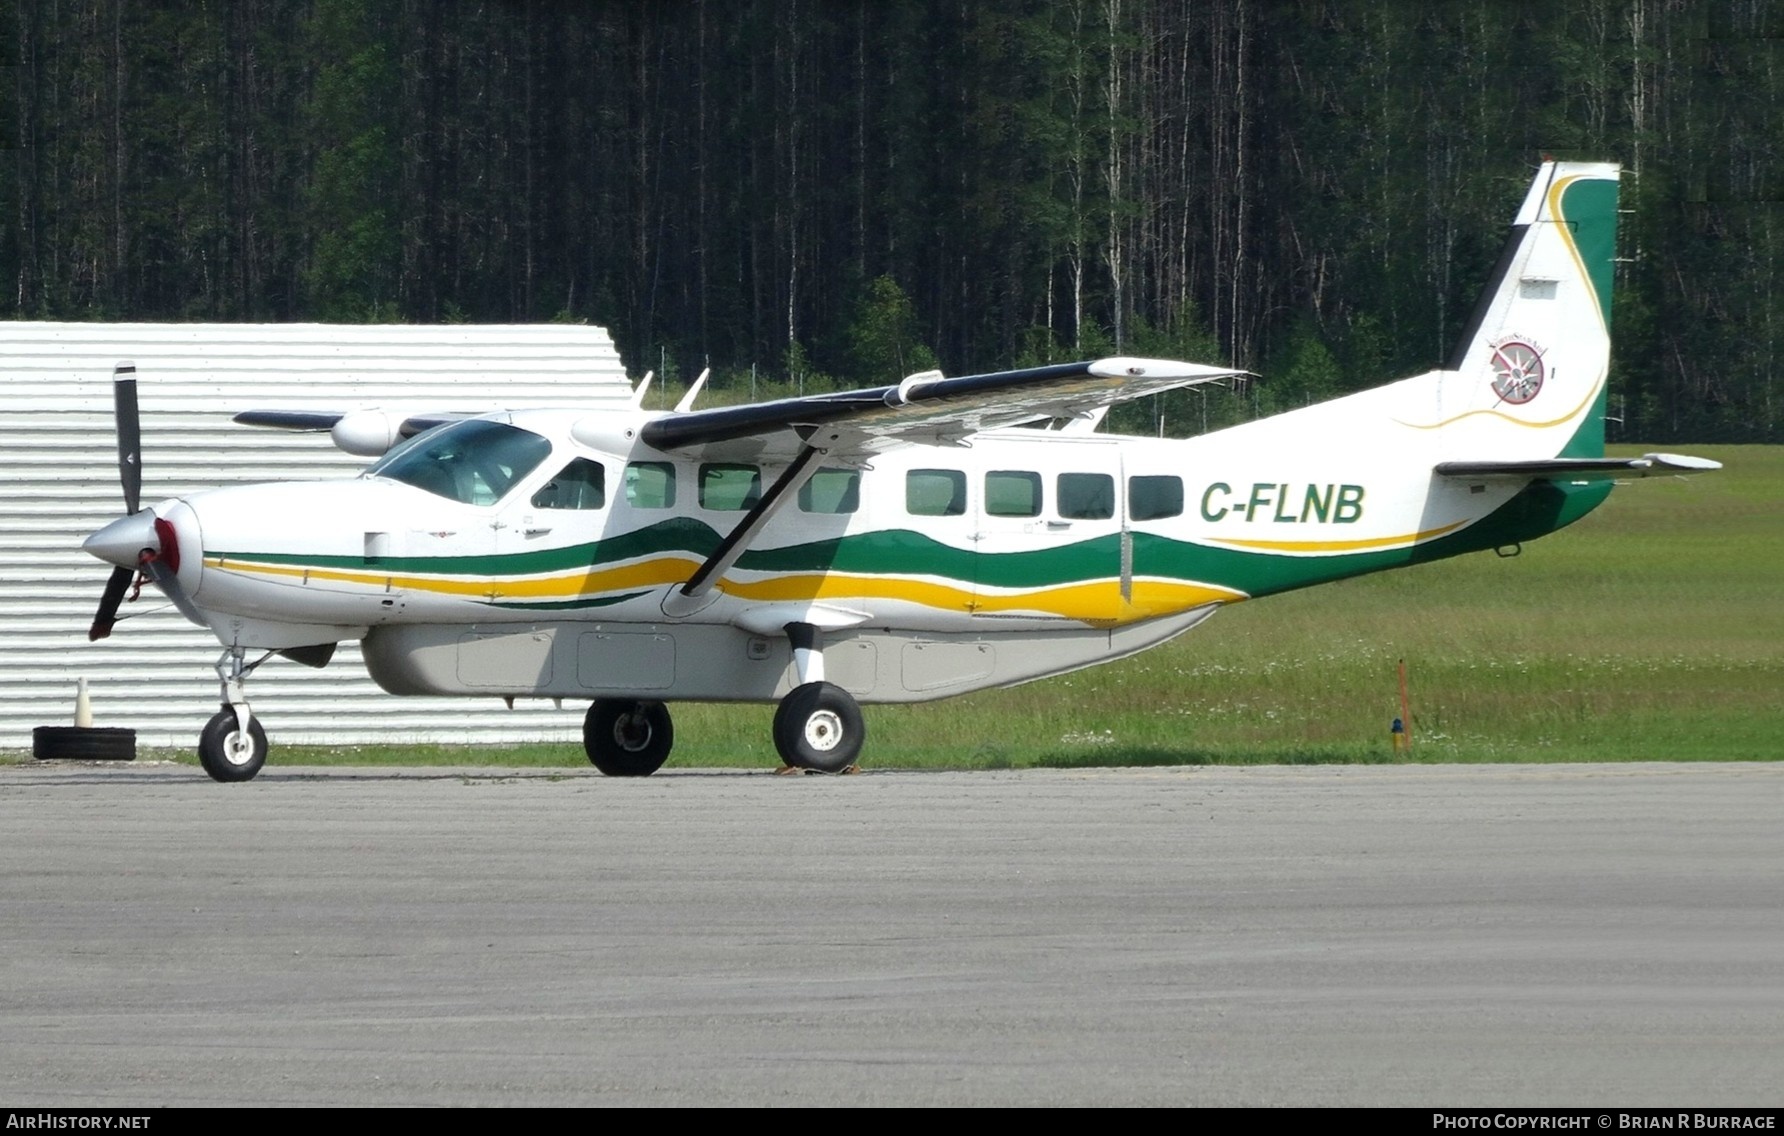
left=3, top=322, right=638, bottom=750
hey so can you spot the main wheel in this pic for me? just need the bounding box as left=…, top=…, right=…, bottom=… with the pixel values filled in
left=198, top=707, right=267, bottom=783
left=772, top=681, right=865, bottom=773
left=584, top=700, right=673, bottom=776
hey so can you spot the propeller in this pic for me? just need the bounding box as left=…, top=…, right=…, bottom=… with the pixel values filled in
left=86, top=364, right=204, bottom=639
left=91, top=565, right=135, bottom=641
left=115, top=363, right=141, bottom=514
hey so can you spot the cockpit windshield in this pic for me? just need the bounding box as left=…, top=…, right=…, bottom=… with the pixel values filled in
left=366, top=419, right=553, bottom=505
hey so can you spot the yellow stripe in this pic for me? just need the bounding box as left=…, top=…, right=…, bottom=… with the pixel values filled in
left=720, top=572, right=1243, bottom=623
left=1207, top=519, right=1466, bottom=553
left=1548, top=174, right=1604, bottom=334
left=1391, top=375, right=1603, bottom=433
left=206, top=555, right=702, bottom=599
left=206, top=556, right=1242, bottom=624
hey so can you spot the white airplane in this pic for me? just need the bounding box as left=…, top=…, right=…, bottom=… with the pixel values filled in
left=80, top=160, right=1716, bottom=782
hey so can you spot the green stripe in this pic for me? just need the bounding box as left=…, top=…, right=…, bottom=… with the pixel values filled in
left=1140, top=479, right=1612, bottom=599
left=212, top=517, right=722, bottom=576
left=212, top=480, right=1611, bottom=605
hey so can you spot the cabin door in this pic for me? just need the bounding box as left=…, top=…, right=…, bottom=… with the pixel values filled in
left=972, top=441, right=1125, bottom=625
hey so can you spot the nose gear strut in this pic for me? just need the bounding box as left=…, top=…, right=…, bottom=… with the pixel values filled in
left=197, top=646, right=273, bottom=782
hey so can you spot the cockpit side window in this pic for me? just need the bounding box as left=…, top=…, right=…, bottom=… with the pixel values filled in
left=367, top=420, right=553, bottom=506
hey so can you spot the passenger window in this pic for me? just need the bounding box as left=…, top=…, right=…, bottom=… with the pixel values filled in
left=699, top=463, right=762, bottom=511
left=1057, top=472, right=1115, bottom=520
left=532, top=458, right=606, bottom=510
left=1128, top=475, right=1184, bottom=521
left=799, top=469, right=861, bottom=514
left=625, top=461, right=677, bottom=509
left=985, top=470, right=1041, bottom=517
left=906, top=469, right=966, bottom=517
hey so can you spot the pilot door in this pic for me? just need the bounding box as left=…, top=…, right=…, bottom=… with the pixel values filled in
left=488, top=455, right=614, bottom=592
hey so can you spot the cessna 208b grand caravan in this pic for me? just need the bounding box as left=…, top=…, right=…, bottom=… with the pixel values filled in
left=81, top=160, right=1715, bottom=781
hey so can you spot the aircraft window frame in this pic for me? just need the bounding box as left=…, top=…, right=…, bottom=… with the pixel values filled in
left=1128, top=474, right=1184, bottom=521
left=624, top=461, right=677, bottom=509
left=984, top=470, right=1042, bottom=518
left=906, top=469, right=967, bottom=517
left=698, top=463, right=763, bottom=511
left=531, top=457, right=607, bottom=511
left=1057, top=472, right=1116, bottom=520
left=798, top=468, right=861, bottom=515
left=366, top=419, right=553, bottom=507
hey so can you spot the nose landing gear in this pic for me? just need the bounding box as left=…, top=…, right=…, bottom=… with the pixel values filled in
left=197, top=646, right=270, bottom=782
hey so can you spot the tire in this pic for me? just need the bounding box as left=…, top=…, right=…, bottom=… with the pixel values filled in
left=33, top=726, right=136, bottom=762
left=772, top=681, right=865, bottom=773
left=197, top=707, right=268, bottom=783
left=584, top=700, right=673, bottom=776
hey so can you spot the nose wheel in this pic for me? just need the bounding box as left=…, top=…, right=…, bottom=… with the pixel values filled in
left=198, top=706, right=267, bottom=782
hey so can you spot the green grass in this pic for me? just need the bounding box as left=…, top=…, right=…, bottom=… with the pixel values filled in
left=22, top=444, right=1779, bottom=770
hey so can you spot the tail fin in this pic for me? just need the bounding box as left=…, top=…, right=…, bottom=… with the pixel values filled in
left=1430, top=161, right=1620, bottom=461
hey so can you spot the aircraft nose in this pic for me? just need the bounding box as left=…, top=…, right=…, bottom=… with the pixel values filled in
left=83, top=510, right=160, bottom=569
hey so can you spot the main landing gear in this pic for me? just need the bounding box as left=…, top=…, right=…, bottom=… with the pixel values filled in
left=579, top=621, right=866, bottom=777
left=579, top=683, right=864, bottom=777
left=583, top=699, right=674, bottom=776
left=197, top=646, right=270, bottom=782
left=772, top=682, right=864, bottom=774
left=772, top=622, right=864, bottom=773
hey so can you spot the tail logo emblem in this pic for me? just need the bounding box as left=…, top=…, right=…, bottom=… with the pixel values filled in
left=1488, top=337, right=1546, bottom=405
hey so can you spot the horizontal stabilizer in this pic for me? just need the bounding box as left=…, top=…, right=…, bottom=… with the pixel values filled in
left=1435, top=452, right=1722, bottom=482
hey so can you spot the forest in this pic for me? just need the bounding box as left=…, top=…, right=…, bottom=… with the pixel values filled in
left=5, top=1, right=1781, bottom=442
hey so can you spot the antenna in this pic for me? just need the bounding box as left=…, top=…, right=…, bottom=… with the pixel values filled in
left=630, top=370, right=656, bottom=410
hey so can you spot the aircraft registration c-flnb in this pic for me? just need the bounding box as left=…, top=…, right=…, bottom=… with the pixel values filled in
left=82, top=160, right=1717, bottom=781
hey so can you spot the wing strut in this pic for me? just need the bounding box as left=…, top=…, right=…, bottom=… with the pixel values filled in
left=660, top=440, right=830, bottom=618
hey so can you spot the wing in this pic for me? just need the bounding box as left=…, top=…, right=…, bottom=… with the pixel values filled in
left=1435, top=452, right=1722, bottom=482
left=639, top=356, right=1243, bottom=460
left=648, top=356, right=1240, bottom=615
left=232, top=410, right=344, bottom=432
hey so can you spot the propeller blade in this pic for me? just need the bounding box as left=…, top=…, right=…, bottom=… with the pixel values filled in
left=89, top=566, right=135, bottom=641
left=142, top=557, right=206, bottom=628
left=114, top=363, right=141, bottom=515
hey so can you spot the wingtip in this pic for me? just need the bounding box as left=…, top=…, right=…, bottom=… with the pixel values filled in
left=1088, top=356, right=1244, bottom=381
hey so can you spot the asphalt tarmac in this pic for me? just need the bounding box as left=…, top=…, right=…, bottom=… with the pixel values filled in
left=2, top=761, right=1780, bottom=1107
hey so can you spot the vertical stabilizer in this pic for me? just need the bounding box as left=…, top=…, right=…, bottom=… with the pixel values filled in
left=1431, top=161, right=1620, bottom=460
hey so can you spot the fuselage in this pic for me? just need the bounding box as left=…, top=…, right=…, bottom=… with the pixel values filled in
left=128, top=394, right=1609, bottom=704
